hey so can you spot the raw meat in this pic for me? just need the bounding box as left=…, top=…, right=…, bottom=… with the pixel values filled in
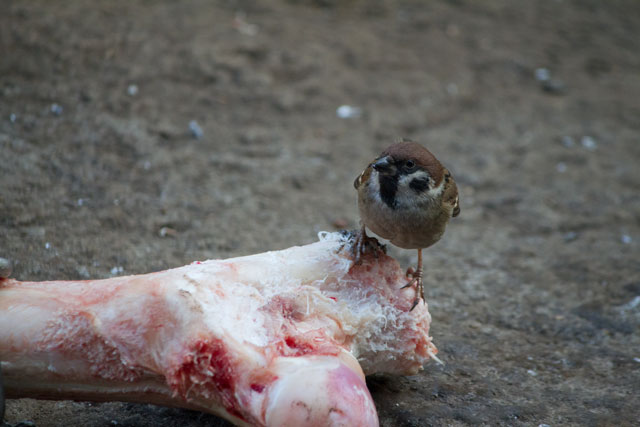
left=0, top=232, right=437, bottom=426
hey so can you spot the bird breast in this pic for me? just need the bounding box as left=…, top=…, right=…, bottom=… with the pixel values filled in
left=358, top=172, right=450, bottom=249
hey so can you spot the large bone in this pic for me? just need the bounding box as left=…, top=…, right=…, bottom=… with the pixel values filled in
left=0, top=232, right=437, bottom=426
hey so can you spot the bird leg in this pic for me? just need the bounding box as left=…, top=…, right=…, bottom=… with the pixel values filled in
left=401, top=249, right=424, bottom=311
left=349, top=225, right=386, bottom=265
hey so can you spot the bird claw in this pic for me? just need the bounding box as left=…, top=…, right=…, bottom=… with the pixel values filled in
left=405, top=266, right=416, bottom=279
left=347, top=228, right=385, bottom=265
left=401, top=275, right=417, bottom=289
left=402, top=268, right=424, bottom=311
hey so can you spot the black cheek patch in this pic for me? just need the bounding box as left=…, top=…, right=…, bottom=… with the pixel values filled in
left=409, top=177, right=429, bottom=192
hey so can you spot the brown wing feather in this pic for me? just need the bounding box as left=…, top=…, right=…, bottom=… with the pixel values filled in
left=353, top=173, right=362, bottom=189
left=354, top=165, right=372, bottom=190
left=443, top=169, right=460, bottom=217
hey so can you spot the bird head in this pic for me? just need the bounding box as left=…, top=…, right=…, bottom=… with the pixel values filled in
left=371, top=141, right=446, bottom=209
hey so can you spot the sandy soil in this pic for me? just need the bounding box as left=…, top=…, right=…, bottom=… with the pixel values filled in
left=1, top=0, right=639, bottom=426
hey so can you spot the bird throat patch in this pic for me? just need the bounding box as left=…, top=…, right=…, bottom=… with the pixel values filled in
left=378, top=174, right=398, bottom=209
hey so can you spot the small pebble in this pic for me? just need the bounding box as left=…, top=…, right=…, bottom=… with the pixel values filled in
left=621, top=234, right=632, bottom=244
left=127, top=84, right=138, bottom=96
left=633, top=357, right=640, bottom=363
left=534, top=68, right=550, bottom=82
left=0, top=257, right=12, bottom=278
left=556, top=162, right=567, bottom=173
left=159, top=226, right=178, bottom=237
left=77, top=198, right=85, bottom=206
left=538, top=424, right=551, bottom=427
left=233, top=12, right=259, bottom=36
left=621, top=296, right=640, bottom=311
left=110, top=266, right=124, bottom=275
left=445, top=24, right=460, bottom=37
left=581, top=136, right=597, bottom=150
left=45, top=242, right=51, bottom=249
left=534, top=68, right=565, bottom=94
left=527, top=369, right=537, bottom=377
left=76, top=266, right=90, bottom=278
left=189, top=120, right=204, bottom=139
left=9, top=113, right=17, bottom=122
left=561, top=136, right=574, bottom=147
left=50, top=103, right=63, bottom=115
left=336, top=105, right=361, bottom=119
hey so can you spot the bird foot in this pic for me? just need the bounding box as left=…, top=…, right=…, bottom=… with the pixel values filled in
left=401, top=268, right=424, bottom=311
left=343, top=228, right=386, bottom=265
left=404, top=266, right=416, bottom=279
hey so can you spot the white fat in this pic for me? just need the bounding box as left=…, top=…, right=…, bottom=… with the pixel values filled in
left=165, top=232, right=433, bottom=375
left=168, top=235, right=353, bottom=354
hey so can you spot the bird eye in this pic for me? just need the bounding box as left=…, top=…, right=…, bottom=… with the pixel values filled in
left=405, top=160, right=416, bottom=169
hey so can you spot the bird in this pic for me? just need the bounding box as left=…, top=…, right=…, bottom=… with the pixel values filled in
left=353, top=140, right=460, bottom=311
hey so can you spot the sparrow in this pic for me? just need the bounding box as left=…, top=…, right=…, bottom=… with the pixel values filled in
left=353, top=140, right=460, bottom=311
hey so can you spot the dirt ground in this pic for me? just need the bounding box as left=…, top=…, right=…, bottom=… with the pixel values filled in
left=1, top=0, right=639, bottom=425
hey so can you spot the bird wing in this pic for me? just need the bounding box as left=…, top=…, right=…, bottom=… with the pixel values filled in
left=443, top=170, right=460, bottom=217
left=353, top=166, right=372, bottom=190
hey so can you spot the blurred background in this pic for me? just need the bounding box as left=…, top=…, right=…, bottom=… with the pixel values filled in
left=1, top=0, right=639, bottom=425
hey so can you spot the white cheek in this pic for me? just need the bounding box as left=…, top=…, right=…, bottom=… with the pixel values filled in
left=427, top=180, right=444, bottom=198
left=396, top=174, right=413, bottom=188
left=395, top=175, right=414, bottom=207
left=365, top=170, right=382, bottom=202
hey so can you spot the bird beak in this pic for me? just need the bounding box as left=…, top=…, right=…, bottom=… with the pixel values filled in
left=372, top=156, right=394, bottom=174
